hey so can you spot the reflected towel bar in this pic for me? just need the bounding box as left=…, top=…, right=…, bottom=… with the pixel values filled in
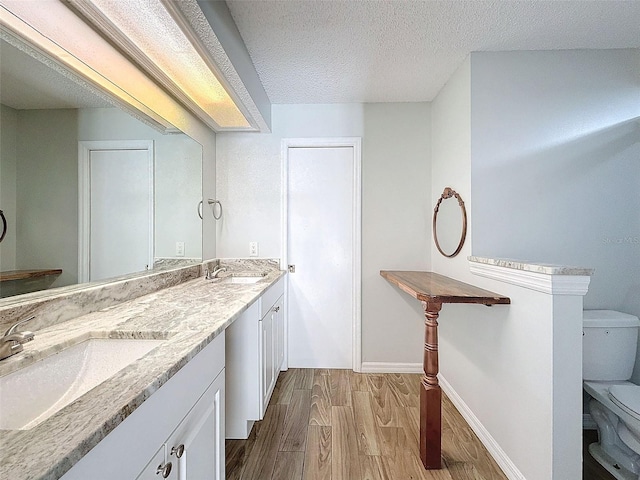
left=208, top=199, right=222, bottom=220
left=197, top=200, right=222, bottom=220
left=0, top=209, right=6, bottom=243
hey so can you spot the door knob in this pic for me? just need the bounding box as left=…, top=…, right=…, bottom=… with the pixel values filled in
left=170, top=444, right=185, bottom=458
left=156, top=461, right=172, bottom=478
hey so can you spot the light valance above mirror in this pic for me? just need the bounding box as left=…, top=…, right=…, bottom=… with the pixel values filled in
left=1, top=0, right=269, bottom=133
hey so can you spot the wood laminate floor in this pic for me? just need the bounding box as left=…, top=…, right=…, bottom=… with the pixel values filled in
left=226, top=369, right=507, bottom=480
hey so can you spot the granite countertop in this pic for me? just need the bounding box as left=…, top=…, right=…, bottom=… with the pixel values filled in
left=468, top=256, right=595, bottom=276
left=0, top=268, right=285, bottom=480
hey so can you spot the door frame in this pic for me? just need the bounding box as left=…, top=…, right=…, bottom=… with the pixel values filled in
left=281, top=138, right=362, bottom=372
left=78, top=140, right=154, bottom=283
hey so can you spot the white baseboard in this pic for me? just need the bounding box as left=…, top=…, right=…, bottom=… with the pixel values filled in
left=439, top=375, right=526, bottom=480
left=360, top=362, right=423, bottom=374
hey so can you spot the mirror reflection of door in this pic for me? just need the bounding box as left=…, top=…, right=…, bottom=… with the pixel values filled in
left=79, top=141, right=154, bottom=282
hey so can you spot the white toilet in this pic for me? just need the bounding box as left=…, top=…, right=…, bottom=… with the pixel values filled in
left=584, top=310, right=640, bottom=480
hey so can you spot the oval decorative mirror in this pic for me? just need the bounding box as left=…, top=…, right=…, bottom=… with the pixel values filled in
left=433, top=187, right=467, bottom=258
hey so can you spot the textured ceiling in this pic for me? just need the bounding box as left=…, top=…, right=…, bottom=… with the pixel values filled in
left=225, top=0, right=640, bottom=104
left=0, top=39, right=111, bottom=110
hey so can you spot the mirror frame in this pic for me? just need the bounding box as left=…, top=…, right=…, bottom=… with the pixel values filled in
left=433, top=187, right=467, bottom=258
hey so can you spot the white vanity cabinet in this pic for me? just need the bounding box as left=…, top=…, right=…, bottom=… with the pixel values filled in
left=168, top=371, right=224, bottom=480
left=62, top=333, right=225, bottom=480
left=274, top=295, right=285, bottom=377
left=226, top=276, right=285, bottom=439
left=136, top=445, right=167, bottom=480
left=135, top=370, right=225, bottom=480
left=263, top=294, right=285, bottom=410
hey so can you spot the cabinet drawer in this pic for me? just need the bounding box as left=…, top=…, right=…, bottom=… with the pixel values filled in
left=260, top=276, right=285, bottom=318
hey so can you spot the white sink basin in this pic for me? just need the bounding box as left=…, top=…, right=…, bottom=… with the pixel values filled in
left=222, top=276, right=263, bottom=284
left=0, top=337, right=164, bottom=430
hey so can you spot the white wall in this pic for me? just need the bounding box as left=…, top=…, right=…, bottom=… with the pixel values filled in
left=429, top=50, right=638, bottom=479
left=469, top=49, right=640, bottom=381
left=430, top=57, right=569, bottom=480
left=172, top=111, right=217, bottom=262
left=16, top=109, right=79, bottom=287
left=0, top=105, right=18, bottom=271
left=363, top=103, right=432, bottom=364
left=216, top=103, right=431, bottom=364
left=431, top=58, right=472, bottom=278
left=201, top=132, right=217, bottom=261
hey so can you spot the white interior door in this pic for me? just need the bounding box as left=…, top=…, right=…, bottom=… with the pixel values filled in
left=79, top=141, right=153, bottom=282
left=286, top=142, right=360, bottom=369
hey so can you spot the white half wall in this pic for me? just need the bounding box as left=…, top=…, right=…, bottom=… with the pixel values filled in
left=216, top=103, right=431, bottom=364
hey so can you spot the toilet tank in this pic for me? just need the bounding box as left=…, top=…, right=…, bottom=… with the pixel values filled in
left=583, top=310, right=640, bottom=381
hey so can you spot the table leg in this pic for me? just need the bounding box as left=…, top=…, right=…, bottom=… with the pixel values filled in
left=420, top=300, right=442, bottom=469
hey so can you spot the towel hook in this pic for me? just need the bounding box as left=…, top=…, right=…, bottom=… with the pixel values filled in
left=0, top=209, right=7, bottom=243
left=208, top=199, right=222, bottom=220
left=198, top=199, right=222, bottom=220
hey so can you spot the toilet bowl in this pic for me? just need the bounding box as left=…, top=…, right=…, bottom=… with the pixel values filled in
left=583, top=310, right=640, bottom=480
left=610, top=385, right=640, bottom=454
left=584, top=381, right=640, bottom=479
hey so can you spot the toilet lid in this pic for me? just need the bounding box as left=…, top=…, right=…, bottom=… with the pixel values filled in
left=609, top=385, right=640, bottom=421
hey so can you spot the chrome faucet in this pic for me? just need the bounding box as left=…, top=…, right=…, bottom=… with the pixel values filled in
left=205, top=266, right=228, bottom=280
left=1, top=316, right=35, bottom=361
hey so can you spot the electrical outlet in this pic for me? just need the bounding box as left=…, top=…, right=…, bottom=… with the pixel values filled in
left=176, top=242, right=185, bottom=257
left=249, top=242, right=258, bottom=257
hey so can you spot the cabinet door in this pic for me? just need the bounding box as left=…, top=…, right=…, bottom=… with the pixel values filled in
left=260, top=313, right=275, bottom=415
left=274, top=295, right=285, bottom=372
left=136, top=445, right=174, bottom=480
left=167, top=370, right=225, bottom=480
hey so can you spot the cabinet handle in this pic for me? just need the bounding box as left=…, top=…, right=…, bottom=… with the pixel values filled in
left=156, top=461, right=172, bottom=478
left=273, top=306, right=280, bottom=313
left=170, top=444, right=185, bottom=458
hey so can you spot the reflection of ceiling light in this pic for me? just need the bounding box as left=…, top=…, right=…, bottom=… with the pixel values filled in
left=0, top=1, right=178, bottom=132
left=67, top=0, right=252, bottom=131
left=0, top=0, right=254, bottom=132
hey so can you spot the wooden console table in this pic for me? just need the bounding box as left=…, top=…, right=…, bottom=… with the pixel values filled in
left=380, top=270, right=510, bottom=469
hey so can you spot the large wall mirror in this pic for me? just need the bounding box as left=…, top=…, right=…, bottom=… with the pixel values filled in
left=0, top=37, right=203, bottom=299
left=433, top=187, right=467, bottom=258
